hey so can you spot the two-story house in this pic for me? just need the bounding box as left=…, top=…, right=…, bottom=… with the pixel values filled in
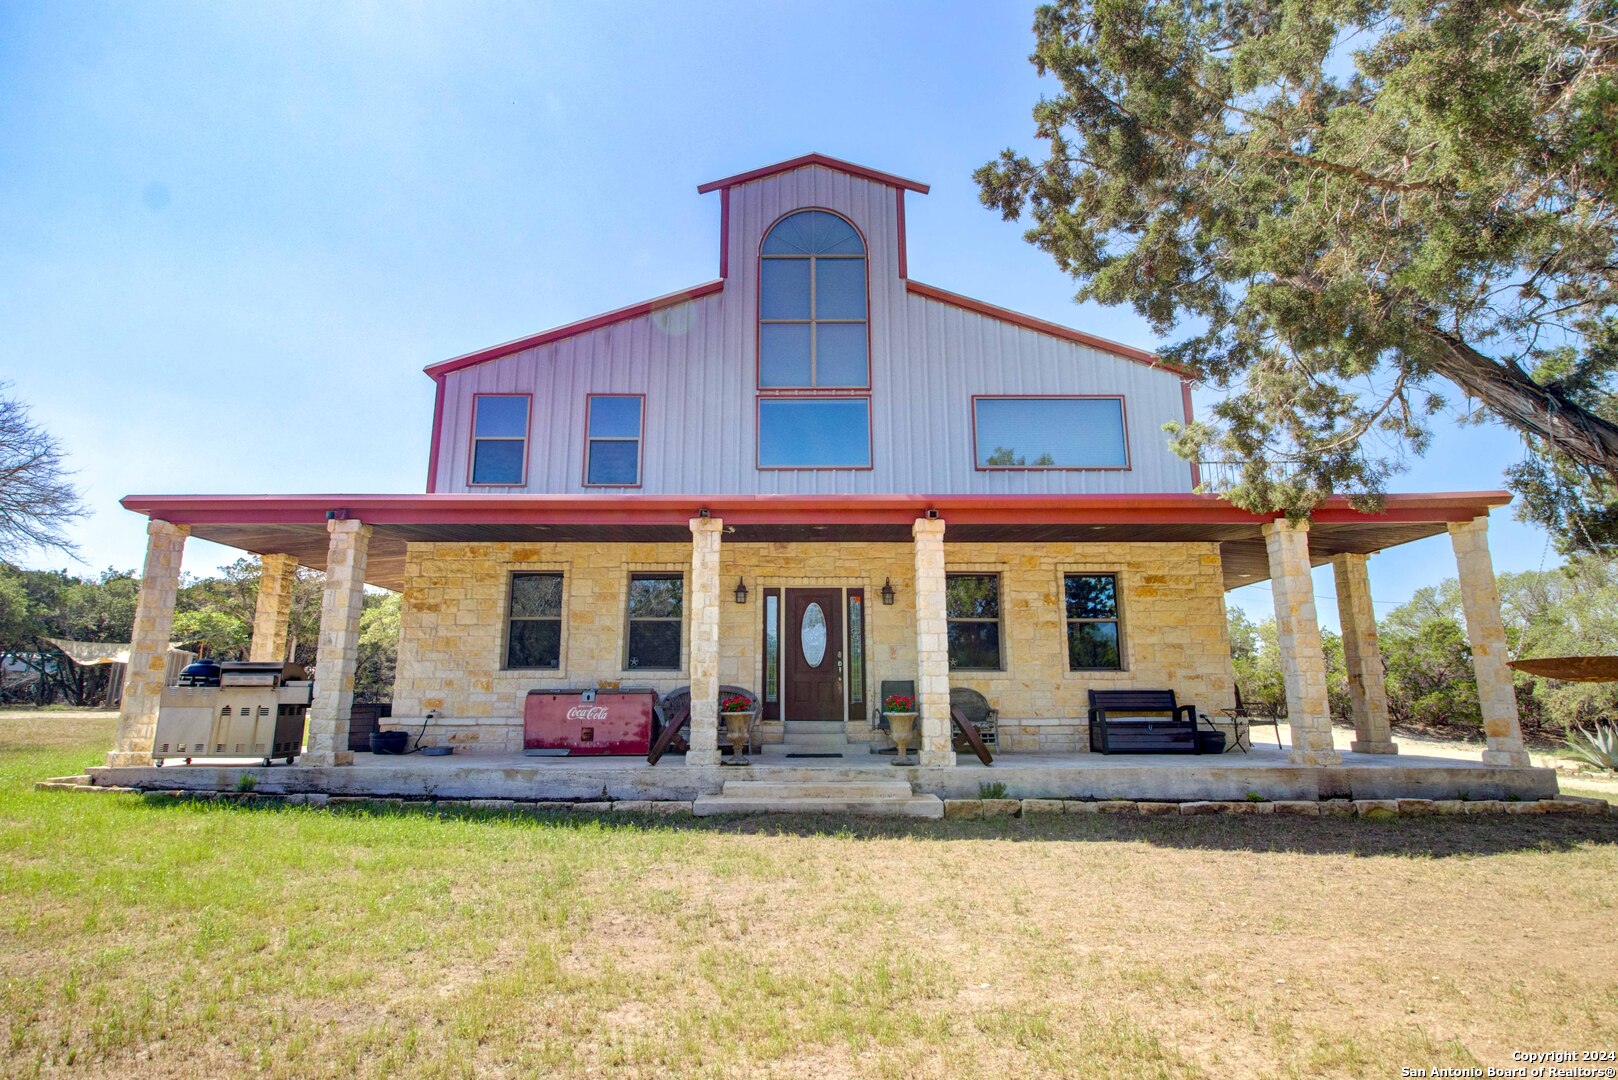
left=104, top=155, right=1541, bottom=801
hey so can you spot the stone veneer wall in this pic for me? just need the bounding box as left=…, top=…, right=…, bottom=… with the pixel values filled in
left=391, top=540, right=1236, bottom=754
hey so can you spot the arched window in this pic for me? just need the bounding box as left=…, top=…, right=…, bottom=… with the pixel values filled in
left=759, top=210, right=868, bottom=388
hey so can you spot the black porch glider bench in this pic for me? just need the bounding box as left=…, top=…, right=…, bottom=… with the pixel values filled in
left=1087, top=689, right=1203, bottom=755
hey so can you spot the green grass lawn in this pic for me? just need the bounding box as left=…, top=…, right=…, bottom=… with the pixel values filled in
left=3, top=711, right=1618, bottom=1079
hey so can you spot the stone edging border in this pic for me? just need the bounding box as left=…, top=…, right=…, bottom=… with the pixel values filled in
left=34, top=778, right=1609, bottom=819
left=950, top=796, right=1608, bottom=818
left=35, top=778, right=694, bottom=815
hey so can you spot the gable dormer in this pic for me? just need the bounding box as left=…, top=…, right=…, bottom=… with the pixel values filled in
left=424, top=153, right=1195, bottom=496
left=698, top=153, right=929, bottom=288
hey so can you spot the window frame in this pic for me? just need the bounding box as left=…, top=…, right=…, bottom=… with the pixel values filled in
left=503, top=570, right=563, bottom=671
left=622, top=571, right=684, bottom=672
left=755, top=394, right=875, bottom=471
left=467, top=393, right=533, bottom=487
left=846, top=588, right=866, bottom=713
left=582, top=393, right=646, bottom=489
left=1063, top=571, right=1126, bottom=672
left=944, top=572, right=1004, bottom=672
left=969, top=394, right=1132, bottom=472
left=755, top=207, right=872, bottom=391
left=761, top=587, right=781, bottom=720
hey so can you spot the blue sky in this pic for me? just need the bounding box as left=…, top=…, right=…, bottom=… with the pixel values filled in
left=0, top=0, right=1550, bottom=631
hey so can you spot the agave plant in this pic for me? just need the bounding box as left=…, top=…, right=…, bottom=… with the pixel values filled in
left=1566, top=723, right=1618, bottom=772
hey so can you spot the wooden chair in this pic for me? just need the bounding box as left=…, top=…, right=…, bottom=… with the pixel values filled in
left=947, top=687, right=996, bottom=766
left=647, top=684, right=760, bottom=765
left=949, top=687, right=999, bottom=753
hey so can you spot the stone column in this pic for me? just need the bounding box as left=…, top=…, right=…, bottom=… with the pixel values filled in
left=685, top=516, right=723, bottom=767
left=1449, top=515, right=1531, bottom=766
left=1332, top=554, right=1397, bottom=754
left=249, top=553, right=299, bottom=663
left=304, top=519, right=371, bottom=767
left=913, top=517, right=956, bottom=767
left=107, top=520, right=189, bottom=767
left=1262, top=519, right=1341, bottom=766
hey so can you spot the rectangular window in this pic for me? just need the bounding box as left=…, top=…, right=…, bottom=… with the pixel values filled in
left=471, top=394, right=530, bottom=485
left=758, top=247, right=868, bottom=389
left=758, top=397, right=872, bottom=469
left=945, top=573, right=1002, bottom=671
left=585, top=395, right=643, bottom=486
left=625, top=573, right=682, bottom=670
left=847, top=589, right=865, bottom=708
left=506, top=572, right=562, bottom=669
left=973, top=397, right=1128, bottom=470
left=1065, top=573, right=1122, bottom=670
left=762, top=589, right=780, bottom=718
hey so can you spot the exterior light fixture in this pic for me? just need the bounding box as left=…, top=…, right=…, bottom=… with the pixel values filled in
left=734, top=578, right=748, bottom=604
left=881, top=578, right=895, bottom=605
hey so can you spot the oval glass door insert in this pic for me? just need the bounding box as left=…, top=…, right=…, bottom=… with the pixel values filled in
left=800, top=603, right=827, bottom=667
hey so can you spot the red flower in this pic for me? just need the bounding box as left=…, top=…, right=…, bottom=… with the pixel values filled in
left=883, top=694, right=916, bottom=712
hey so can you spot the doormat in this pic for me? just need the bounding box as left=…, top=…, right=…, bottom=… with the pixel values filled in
left=784, top=753, right=843, bottom=759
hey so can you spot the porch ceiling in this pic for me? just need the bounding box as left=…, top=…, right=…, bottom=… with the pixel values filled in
left=120, top=491, right=1509, bottom=593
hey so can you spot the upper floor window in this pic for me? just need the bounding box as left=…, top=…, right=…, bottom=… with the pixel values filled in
left=757, top=397, right=872, bottom=469
left=585, top=395, right=644, bottom=486
left=972, top=396, right=1129, bottom=470
left=759, top=210, right=868, bottom=388
left=470, top=394, right=530, bottom=485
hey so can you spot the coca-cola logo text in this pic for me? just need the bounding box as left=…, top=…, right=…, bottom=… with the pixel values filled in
left=566, top=705, right=610, bottom=721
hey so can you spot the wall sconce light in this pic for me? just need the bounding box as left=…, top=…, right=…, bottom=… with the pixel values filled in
left=734, top=578, right=748, bottom=604
left=881, top=578, right=895, bottom=605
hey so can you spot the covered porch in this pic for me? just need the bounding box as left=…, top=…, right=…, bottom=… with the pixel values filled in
left=92, top=490, right=1551, bottom=803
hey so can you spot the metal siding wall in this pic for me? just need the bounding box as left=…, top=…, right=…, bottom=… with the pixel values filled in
left=433, top=164, right=1193, bottom=494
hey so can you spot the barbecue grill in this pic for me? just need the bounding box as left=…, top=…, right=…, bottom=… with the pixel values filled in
left=153, top=661, right=313, bottom=765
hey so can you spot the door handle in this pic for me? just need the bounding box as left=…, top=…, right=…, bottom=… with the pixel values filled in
left=837, top=650, right=843, bottom=684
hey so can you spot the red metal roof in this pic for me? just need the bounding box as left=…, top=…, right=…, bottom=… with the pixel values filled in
left=697, top=153, right=930, bottom=195
left=905, top=280, right=1186, bottom=376
left=121, top=491, right=1510, bottom=528
left=424, top=280, right=724, bottom=378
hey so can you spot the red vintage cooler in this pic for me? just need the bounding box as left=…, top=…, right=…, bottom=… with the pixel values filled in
left=523, top=688, right=657, bottom=755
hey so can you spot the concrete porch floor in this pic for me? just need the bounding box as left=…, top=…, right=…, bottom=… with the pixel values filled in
left=87, top=744, right=1559, bottom=803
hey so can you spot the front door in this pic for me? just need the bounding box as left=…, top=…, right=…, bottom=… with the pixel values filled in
left=785, top=588, right=843, bottom=721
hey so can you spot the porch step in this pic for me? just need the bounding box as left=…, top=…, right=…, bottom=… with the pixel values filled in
left=778, top=720, right=862, bottom=757
left=721, top=779, right=914, bottom=799
left=695, top=778, right=943, bottom=818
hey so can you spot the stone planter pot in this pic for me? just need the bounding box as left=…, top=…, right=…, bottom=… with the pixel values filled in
left=721, top=709, right=754, bottom=765
left=885, top=711, right=918, bottom=766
